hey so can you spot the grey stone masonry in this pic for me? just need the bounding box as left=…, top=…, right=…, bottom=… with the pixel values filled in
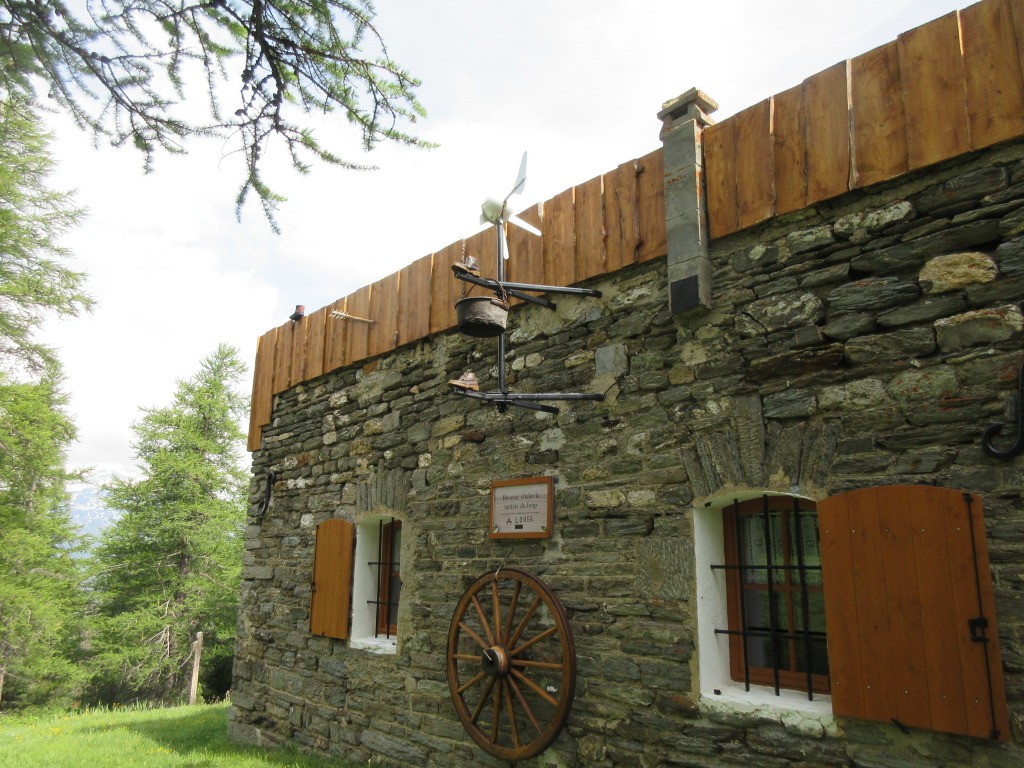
left=231, top=137, right=1024, bottom=767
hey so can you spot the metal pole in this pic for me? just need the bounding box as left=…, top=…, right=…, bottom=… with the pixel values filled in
left=495, top=223, right=507, bottom=394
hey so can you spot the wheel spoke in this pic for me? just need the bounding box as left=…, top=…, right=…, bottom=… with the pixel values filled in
left=510, top=667, right=559, bottom=707
left=453, top=652, right=481, bottom=662
left=508, top=675, right=543, bottom=736
left=471, top=594, right=496, bottom=647
left=503, top=676, right=521, bottom=748
left=457, top=670, right=487, bottom=696
left=490, top=679, right=503, bottom=743
left=503, top=580, right=522, bottom=643
left=491, top=580, right=502, bottom=644
left=507, top=595, right=542, bottom=648
left=511, top=658, right=564, bottom=670
left=459, top=620, right=489, bottom=652
left=510, top=624, right=559, bottom=657
left=471, top=676, right=498, bottom=725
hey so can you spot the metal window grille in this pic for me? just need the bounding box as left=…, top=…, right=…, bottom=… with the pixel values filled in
left=712, top=496, right=829, bottom=700
left=367, top=518, right=401, bottom=639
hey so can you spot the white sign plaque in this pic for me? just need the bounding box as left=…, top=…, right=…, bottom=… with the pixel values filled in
left=490, top=477, right=554, bottom=539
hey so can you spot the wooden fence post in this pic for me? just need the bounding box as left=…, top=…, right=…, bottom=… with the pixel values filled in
left=188, top=631, right=203, bottom=705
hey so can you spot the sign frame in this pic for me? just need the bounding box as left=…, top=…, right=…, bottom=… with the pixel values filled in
left=489, top=476, right=554, bottom=540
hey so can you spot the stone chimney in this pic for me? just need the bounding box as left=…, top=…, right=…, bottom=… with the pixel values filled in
left=658, top=88, right=717, bottom=313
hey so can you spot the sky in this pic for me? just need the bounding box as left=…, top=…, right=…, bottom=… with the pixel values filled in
left=38, top=0, right=968, bottom=488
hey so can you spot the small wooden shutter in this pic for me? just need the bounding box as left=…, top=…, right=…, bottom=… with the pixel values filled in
left=309, top=519, right=355, bottom=639
left=819, top=485, right=1009, bottom=740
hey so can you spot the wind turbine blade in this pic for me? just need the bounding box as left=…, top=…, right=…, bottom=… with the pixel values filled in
left=512, top=151, right=528, bottom=196
left=508, top=215, right=541, bottom=237
left=501, top=225, right=511, bottom=260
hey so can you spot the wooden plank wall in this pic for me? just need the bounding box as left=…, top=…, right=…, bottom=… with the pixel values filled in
left=247, top=149, right=664, bottom=449
left=705, top=0, right=1024, bottom=238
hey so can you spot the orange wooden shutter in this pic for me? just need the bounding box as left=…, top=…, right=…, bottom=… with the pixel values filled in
left=819, top=485, right=1009, bottom=740
left=309, top=519, right=355, bottom=639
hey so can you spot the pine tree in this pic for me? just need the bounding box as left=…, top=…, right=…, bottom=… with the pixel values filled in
left=0, top=93, right=92, bottom=374
left=89, top=344, right=248, bottom=704
left=0, top=0, right=430, bottom=229
left=0, top=368, right=87, bottom=709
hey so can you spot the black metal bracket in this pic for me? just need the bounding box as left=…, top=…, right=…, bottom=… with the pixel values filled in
left=982, top=359, right=1024, bottom=459
left=257, top=470, right=276, bottom=516
left=452, top=387, right=605, bottom=415
left=969, top=616, right=990, bottom=643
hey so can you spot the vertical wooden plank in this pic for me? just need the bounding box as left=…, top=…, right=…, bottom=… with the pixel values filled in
left=366, top=271, right=399, bottom=359
left=704, top=120, right=738, bottom=239
left=772, top=84, right=808, bottom=216
left=805, top=62, right=851, bottom=204
left=309, top=518, right=354, bottom=640
left=289, top=316, right=307, bottom=387
left=899, top=11, right=970, bottom=170
left=574, top=175, right=606, bottom=280
left=875, top=487, right=933, bottom=731
left=734, top=99, right=775, bottom=230
left=465, top=227, right=498, bottom=285
left=636, top=148, right=666, bottom=263
left=1013, top=0, right=1024, bottom=87
left=543, top=187, right=576, bottom=288
left=605, top=159, right=640, bottom=272
left=429, top=242, right=461, bottom=334
left=271, top=321, right=293, bottom=395
left=819, top=492, right=867, bottom=719
left=961, top=0, right=1024, bottom=150
left=247, top=329, right=276, bottom=452
left=507, top=202, right=545, bottom=301
left=343, top=285, right=371, bottom=367
left=851, top=41, right=909, bottom=188
left=937, top=491, right=1010, bottom=740
left=398, top=254, right=433, bottom=346
left=910, top=486, right=970, bottom=736
left=304, top=306, right=327, bottom=381
left=322, top=296, right=348, bottom=374
left=967, top=493, right=1011, bottom=741
left=843, top=488, right=897, bottom=723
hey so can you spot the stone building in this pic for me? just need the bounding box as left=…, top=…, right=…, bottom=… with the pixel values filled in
left=230, top=1, right=1024, bottom=765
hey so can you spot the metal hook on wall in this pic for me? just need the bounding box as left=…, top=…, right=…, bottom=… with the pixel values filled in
left=981, top=359, right=1024, bottom=460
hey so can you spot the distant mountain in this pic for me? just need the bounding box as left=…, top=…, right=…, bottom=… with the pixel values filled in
left=69, top=486, right=120, bottom=538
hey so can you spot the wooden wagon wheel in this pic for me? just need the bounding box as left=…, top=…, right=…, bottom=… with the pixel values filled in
left=447, top=567, right=576, bottom=762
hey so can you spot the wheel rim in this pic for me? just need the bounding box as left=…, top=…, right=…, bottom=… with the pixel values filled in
left=447, top=567, right=576, bottom=761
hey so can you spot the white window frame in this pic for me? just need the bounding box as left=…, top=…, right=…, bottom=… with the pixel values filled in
left=349, top=514, right=401, bottom=655
left=693, top=491, right=836, bottom=732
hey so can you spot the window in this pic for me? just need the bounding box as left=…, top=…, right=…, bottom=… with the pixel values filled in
left=373, top=520, right=402, bottom=638
left=308, top=515, right=404, bottom=654
left=695, top=485, right=1010, bottom=741
left=717, top=496, right=828, bottom=698
left=349, top=515, right=403, bottom=653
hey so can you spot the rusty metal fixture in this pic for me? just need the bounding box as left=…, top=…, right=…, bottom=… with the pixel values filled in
left=455, top=296, right=509, bottom=337
left=447, top=567, right=576, bottom=762
left=982, top=358, right=1024, bottom=459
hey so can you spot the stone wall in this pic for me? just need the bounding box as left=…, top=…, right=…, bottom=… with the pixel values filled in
left=230, top=137, right=1024, bottom=767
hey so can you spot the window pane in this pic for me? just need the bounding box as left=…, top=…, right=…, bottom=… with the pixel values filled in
left=740, top=512, right=784, bottom=584
left=793, top=590, right=827, bottom=633
left=795, top=635, right=829, bottom=677
left=789, top=509, right=822, bottom=587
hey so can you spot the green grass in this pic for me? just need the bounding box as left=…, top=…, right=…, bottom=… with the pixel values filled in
left=0, top=701, right=352, bottom=768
